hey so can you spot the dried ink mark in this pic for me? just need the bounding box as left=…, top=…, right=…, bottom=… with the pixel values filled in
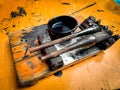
left=61, top=2, right=70, bottom=5
left=69, top=2, right=96, bottom=15
left=111, top=25, right=115, bottom=28
left=10, top=12, right=18, bottom=18
left=37, top=19, right=41, bottom=22
left=97, top=9, right=104, bottom=12
left=17, top=7, right=27, bottom=16
left=10, top=7, right=27, bottom=18
left=1, top=18, right=10, bottom=22
left=12, top=25, right=16, bottom=28
left=3, top=27, right=9, bottom=31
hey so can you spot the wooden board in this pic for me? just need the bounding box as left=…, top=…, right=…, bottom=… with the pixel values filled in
left=9, top=22, right=104, bottom=87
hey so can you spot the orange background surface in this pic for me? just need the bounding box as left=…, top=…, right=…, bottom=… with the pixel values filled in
left=0, top=0, right=120, bottom=90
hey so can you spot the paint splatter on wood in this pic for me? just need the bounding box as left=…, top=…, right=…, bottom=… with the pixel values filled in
left=10, top=7, right=27, bottom=18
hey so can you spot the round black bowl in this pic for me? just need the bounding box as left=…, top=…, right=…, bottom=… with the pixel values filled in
left=48, top=15, right=78, bottom=38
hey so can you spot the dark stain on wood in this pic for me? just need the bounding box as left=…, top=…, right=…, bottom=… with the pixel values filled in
left=69, top=2, right=96, bottom=15
left=3, top=27, right=9, bottom=31
left=2, top=18, right=7, bottom=21
left=6, top=32, right=9, bottom=35
left=1, top=18, right=10, bottom=23
left=10, top=11, right=18, bottom=18
left=97, top=9, right=104, bottom=12
left=111, top=25, right=115, bottom=28
left=61, top=2, right=70, bottom=5
left=12, top=25, right=16, bottom=28
left=31, top=12, right=35, bottom=15
left=37, top=19, right=41, bottom=22
left=18, top=7, right=27, bottom=15
left=10, top=7, right=27, bottom=18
